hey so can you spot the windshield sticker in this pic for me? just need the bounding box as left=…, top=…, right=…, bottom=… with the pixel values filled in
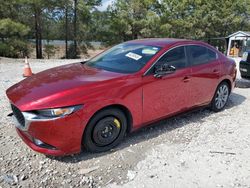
left=125, top=52, right=142, bottom=60
left=142, top=48, right=158, bottom=55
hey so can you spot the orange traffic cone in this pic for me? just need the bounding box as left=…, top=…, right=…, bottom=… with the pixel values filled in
left=23, top=57, right=33, bottom=77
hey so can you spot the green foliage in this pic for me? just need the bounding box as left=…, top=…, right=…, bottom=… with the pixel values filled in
left=74, top=0, right=101, bottom=54
left=0, top=19, right=30, bottom=57
left=158, top=0, right=250, bottom=39
left=0, top=18, right=30, bottom=38
left=0, top=39, right=30, bottom=58
left=106, top=0, right=161, bottom=42
left=0, top=0, right=249, bottom=58
left=44, top=44, right=57, bottom=59
left=94, top=0, right=250, bottom=46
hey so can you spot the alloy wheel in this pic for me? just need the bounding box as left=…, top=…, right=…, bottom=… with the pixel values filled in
left=215, top=84, right=229, bottom=109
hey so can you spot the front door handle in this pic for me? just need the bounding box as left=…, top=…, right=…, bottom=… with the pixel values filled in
left=183, top=76, right=191, bottom=83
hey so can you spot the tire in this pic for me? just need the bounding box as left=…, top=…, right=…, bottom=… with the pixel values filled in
left=83, top=108, right=127, bottom=152
left=210, top=82, right=230, bottom=112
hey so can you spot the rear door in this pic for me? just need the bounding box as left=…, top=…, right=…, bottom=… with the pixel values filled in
left=187, top=45, right=221, bottom=106
left=142, top=46, right=192, bottom=123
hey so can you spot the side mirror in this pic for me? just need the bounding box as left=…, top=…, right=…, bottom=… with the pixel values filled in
left=154, top=64, right=176, bottom=78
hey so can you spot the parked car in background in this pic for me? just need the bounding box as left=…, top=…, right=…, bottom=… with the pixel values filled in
left=6, top=38, right=237, bottom=156
left=240, top=51, right=250, bottom=79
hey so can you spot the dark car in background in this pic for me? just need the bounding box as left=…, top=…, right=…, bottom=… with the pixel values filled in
left=240, top=51, right=250, bottom=79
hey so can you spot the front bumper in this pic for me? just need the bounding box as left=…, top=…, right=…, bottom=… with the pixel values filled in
left=12, top=110, right=85, bottom=156
left=16, top=128, right=66, bottom=156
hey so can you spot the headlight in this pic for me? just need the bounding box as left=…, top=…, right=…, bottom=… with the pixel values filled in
left=34, top=105, right=82, bottom=118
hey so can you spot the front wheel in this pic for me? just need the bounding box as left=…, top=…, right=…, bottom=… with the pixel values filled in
left=83, top=108, right=127, bottom=152
left=210, top=82, right=230, bottom=112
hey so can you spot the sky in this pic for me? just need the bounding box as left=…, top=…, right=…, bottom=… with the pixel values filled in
left=98, top=0, right=114, bottom=11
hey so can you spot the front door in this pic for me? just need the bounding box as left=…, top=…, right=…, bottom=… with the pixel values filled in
left=142, top=46, right=192, bottom=124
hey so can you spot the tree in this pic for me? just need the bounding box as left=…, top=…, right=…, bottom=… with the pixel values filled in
left=0, top=18, right=30, bottom=57
left=0, top=0, right=249, bottom=59
left=0, top=1, right=20, bottom=19
left=65, top=0, right=70, bottom=58
left=73, top=0, right=78, bottom=58
left=98, top=0, right=161, bottom=45
left=159, top=0, right=250, bottom=39
left=58, top=0, right=101, bottom=59
left=18, top=0, right=60, bottom=59
left=72, top=0, right=101, bottom=57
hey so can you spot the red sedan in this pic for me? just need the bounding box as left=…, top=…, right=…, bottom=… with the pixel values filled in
left=6, top=39, right=237, bottom=156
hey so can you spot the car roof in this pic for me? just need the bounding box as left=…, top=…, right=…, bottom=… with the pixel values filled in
left=126, top=38, right=196, bottom=47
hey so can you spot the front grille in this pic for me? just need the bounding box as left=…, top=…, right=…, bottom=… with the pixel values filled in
left=11, top=104, right=25, bottom=127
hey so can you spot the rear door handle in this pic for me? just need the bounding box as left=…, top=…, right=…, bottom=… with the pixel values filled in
left=183, top=76, right=191, bottom=83
left=213, top=69, right=219, bottom=73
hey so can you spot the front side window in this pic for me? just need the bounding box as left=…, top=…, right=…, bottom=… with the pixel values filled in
left=85, top=43, right=161, bottom=73
left=187, top=45, right=217, bottom=65
left=155, top=46, right=187, bottom=69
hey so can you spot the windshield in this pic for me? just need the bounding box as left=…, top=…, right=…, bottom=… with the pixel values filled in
left=85, top=43, right=161, bottom=73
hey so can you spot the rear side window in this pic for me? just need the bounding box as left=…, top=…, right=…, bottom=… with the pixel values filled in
left=156, top=46, right=187, bottom=69
left=187, top=45, right=217, bottom=66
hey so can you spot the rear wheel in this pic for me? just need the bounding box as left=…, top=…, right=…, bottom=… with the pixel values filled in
left=210, top=82, right=230, bottom=112
left=83, top=108, right=127, bottom=152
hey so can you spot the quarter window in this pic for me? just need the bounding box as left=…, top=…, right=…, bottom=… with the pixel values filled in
left=188, top=45, right=217, bottom=65
left=156, top=46, right=187, bottom=69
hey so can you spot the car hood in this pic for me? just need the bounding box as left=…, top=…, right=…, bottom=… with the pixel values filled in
left=6, top=63, right=125, bottom=111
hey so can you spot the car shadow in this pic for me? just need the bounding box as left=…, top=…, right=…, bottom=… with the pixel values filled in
left=236, top=78, right=250, bottom=88
left=50, top=92, right=246, bottom=163
left=225, top=92, right=246, bottom=109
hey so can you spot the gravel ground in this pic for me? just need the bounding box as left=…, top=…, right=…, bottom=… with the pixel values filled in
left=0, top=57, right=250, bottom=188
